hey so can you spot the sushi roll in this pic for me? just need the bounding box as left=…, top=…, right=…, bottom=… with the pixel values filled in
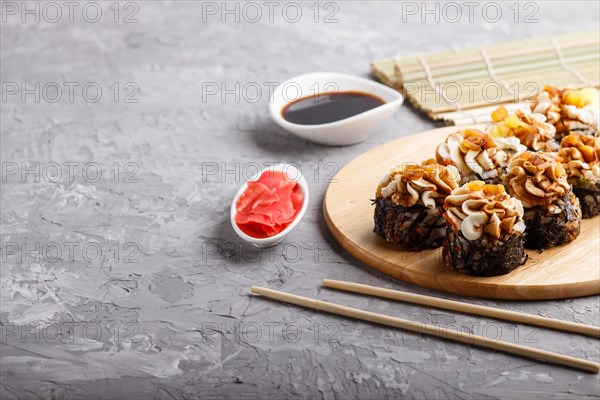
left=374, top=159, right=460, bottom=250
left=435, top=129, right=515, bottom=185
left=530, top=85, right=599, bottom=140
left=503, top=151, right=582, bottom=249
left=443, top=181, right=526, bottom=276
left=557, top=133, right=600, bottom=218
left=488, top=105, right=559, bottom=152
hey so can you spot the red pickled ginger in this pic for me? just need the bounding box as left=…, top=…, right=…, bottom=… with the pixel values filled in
left=235, top=170, right=304, bottom=238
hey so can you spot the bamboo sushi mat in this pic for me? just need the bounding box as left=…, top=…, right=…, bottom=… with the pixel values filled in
left=371, top=30, right=600, bottom=126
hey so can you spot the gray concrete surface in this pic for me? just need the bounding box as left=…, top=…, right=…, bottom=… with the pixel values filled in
left=1, top=1, right=599, bottom=399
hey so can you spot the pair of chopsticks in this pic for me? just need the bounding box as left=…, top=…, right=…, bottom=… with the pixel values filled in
left=251, top=280, right=600, bottom=373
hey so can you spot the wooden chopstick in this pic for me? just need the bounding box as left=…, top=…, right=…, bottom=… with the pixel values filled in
left=322, top=280, right=600, bottom=338
left=251, top=286, right=600, bottom=373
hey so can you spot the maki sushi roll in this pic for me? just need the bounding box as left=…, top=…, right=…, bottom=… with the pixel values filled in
left=503, top=151, right=582, bottom=249
left=557, top=133, right=600, bottom=218
left=374, top=159, right=460, bottom=250
left=488, top=105, right=559, bottom=152
left=530, top=85, right=599, bottom=140
left=436, top=129, right=513, bottom=184
left=443, top=181, right=526, bottom=276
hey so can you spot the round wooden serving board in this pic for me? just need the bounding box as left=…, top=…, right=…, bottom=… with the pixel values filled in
left=324, top=125, right=600, bottom=300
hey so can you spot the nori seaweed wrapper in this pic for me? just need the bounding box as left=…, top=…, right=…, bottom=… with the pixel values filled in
left=442, top=226, right=526, bottom=276
left=460, top=172, right=503, bottom=186
left=572, top=182, right=600, bottom=218
left=558, top=133, right=599, bottom=218
left=373, top=197, right=445, bottom=250
left=523, top=191, right=582, bottom=249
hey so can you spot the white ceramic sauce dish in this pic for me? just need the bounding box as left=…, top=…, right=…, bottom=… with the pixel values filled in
left=230, top=163, right=309, bottom=248
left=270, top=72, right=403, bottom=146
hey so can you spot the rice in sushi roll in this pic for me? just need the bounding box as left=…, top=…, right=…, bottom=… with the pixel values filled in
left=530, top=85, right=599, bottom=140
left=443, top=181, right=526, bottom=276
left=488, top=105, right=559, bottom=152
left=503, top=151, right=582, bottom=249
left=557, top=133, right=600, bottom=218
left=374, top=159, right=460, bottom=250
left=435, top=129, right=516, bottom=185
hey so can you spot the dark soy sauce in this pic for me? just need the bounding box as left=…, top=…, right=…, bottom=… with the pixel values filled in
left=282, top=91, right=385, bottom=125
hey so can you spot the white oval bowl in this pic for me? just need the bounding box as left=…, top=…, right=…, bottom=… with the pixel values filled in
left=270, top=72, right=403, bottom=146
left=230, top=163, right=309, bottom=248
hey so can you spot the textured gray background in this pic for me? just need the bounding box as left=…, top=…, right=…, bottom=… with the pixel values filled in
left=1, top=1, right=600, bottom=399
